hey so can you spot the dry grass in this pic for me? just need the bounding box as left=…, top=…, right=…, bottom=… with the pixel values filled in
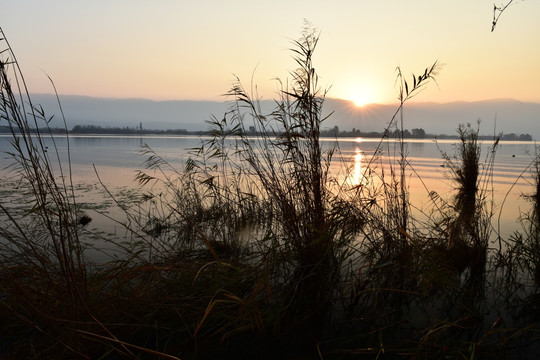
left=1, top=24, right=539, bottom=359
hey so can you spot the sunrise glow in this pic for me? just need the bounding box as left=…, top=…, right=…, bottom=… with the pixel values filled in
left=352, top=95, right=369, bottom=107
left=2, top=2, right=539, bottom=104
left=343, top=82, right=379, bottom=107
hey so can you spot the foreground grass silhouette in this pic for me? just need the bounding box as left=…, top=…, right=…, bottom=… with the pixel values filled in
left=1, top=25, right=540, bottom=359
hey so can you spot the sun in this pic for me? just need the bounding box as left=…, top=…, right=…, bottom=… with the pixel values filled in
left=349, top=89, right=371, bottom=107
left=352, top=95, right=370, bottom=107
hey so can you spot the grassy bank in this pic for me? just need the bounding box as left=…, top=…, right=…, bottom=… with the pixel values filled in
left=1, top=25, right=539, bottom=359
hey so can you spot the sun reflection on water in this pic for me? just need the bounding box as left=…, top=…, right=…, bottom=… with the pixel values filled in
left=349, top=147, right=368, bottom=187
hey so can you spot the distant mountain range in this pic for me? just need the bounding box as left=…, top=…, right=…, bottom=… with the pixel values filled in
left=29, top=94, right=540, bottom=139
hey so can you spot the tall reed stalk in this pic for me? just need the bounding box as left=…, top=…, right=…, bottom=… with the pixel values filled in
left=197, top=24, right=353, bottom=337
left=0, top=27, right=91, bottom=357
left=440, top=123, right=499, bottom=273
left=503, top=148, right=540, bottom=285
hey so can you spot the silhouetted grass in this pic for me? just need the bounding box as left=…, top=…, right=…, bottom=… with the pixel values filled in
left=1, top=24, right=539, bottom=359
left=438, top=123, right=500, bottom=274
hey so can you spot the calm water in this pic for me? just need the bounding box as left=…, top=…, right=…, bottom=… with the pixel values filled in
left=1, top=134, right=538, bottom=240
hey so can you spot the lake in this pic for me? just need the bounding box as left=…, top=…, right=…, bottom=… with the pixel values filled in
left=1, top=134, right=538, bottom=249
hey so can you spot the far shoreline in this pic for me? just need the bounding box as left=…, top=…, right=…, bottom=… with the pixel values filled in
left=1, top=124, right=534, bottom=142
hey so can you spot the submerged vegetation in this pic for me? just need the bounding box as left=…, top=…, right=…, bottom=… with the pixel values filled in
left=1, top=25, right=540, bottom=359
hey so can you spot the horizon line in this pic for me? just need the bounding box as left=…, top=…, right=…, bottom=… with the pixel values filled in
left=27, top=93, right=540, bottom=106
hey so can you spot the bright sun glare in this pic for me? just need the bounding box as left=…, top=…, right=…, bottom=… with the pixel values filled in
left=351, top=90, right=371, bottom=107
left=352, top=97, right=369, bottom=107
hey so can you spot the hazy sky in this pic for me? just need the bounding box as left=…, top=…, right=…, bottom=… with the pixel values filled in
left=1, top=1, right=539, bottom=105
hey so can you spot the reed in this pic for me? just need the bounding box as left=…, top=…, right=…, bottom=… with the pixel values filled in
left=0, top=27, right=93, bottom=357
left=165, top=23, right=362, bottom=347
left=439, top=123, right=500, bottom=274
left=1, top=24, right=540, bottom=359
left=502, top=148, right=540, bottom=286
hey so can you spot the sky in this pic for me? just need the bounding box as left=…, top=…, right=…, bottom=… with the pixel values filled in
left=1, top=0, right=539, bottom=105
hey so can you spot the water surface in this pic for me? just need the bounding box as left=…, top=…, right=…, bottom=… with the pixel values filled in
left=1, top=134, right=537, bottom=244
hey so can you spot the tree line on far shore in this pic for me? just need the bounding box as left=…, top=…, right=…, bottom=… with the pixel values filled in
left=0, top=124, right=533, bottom=141
left=322, top=125, right=533, bottom=141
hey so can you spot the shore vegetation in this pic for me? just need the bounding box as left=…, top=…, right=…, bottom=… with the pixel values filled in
left=1, top=25, right=539, bottom=359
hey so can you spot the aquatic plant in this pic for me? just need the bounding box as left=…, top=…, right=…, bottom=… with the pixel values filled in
left=503, top=148, right=540, bottom=285
left=439, top=123, right=500, bottom=274
left=0, top=27, right=92, bottom=357
left=1, top=23, right=540, bottom=360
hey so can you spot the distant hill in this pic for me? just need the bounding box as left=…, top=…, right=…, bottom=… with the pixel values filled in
left=30, top=94, right=229, bottom=132
left=30, top=94, right=540, bottom=140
